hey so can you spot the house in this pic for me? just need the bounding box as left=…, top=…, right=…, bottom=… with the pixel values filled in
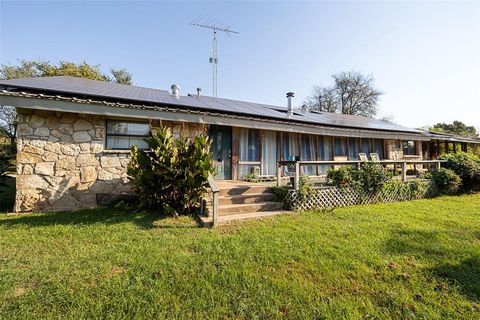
left=0, top=76, right=478, bottom=213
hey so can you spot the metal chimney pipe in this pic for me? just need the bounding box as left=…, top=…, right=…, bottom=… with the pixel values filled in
left=286, top=92, right=294, bottom=116
left=196, top=87, right=202, bottom=97
left=171, top=84, right=180, bottom=98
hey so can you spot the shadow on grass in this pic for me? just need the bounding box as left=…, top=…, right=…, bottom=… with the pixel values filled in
left=384, top=229, right=445, bottom=258
left=385, top=228, right=480, bottom=302
left=0, top=207, right=200, bottom=230
left=428, top=257, right=480, bottom=301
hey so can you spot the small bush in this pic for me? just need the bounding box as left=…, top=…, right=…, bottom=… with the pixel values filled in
left=327, top=162, right=392, bottom=195
left=428, top=168, right=462, bottom=195
left=127, top=127, right=214, bottom=216
left=440, top=152, right=480, bottom=192
left=326, top=166, right=352, bottom=187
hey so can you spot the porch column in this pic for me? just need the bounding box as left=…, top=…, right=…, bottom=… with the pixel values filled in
left=231, top=127, right=240, bottom=180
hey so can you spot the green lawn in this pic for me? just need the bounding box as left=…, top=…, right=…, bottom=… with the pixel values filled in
left=1, top=195, right=479, bottom=319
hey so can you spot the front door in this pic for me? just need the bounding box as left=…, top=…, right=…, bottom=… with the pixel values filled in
left=209, top=125, right=232, bottom=180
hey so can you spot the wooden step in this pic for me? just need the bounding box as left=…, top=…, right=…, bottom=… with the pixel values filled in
left=218, top=202, right=284, bottom=216
left=219, top=185, right=272, bottom=196
left=198, top=211, right=290, bottom=227
left=219, top=193, right=276, bottom=205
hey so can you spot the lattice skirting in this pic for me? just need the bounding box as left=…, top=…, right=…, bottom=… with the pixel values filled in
left=285, top=180, right=439, bottom=211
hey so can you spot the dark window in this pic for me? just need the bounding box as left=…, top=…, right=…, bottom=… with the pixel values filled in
left=360, top=138, right=371, bottom=154
left=402, top=140, right=416, bottom=155
left=373, top=139, right=384, bottom=158
left=348, top=138, right=358, bottom=160
left=334, top=138, right=347, bottom=157
left=106, top=120, right=150, bottom=150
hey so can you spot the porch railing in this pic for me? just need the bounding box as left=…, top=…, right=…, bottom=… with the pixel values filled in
left=277, top=160, right=447, bottom=190
left=207, top=174, right=220, bottom=227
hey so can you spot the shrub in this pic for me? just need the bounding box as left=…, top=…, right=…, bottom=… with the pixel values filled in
left=350, top=162, right=393, bottom=194
left=428, top=168, right=462, bottom=195
left=440, top=152, right=480, bottom=192
left=327, top=162, right=392, bottom=195
left=326, top=166, right=352, bottom=187
left=127, top=127, right=214, bottom=216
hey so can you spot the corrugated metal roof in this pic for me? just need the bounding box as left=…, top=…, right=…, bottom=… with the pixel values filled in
left=0, top=76, right=427, bottom=134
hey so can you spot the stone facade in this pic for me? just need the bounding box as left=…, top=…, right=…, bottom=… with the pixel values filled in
left=15, top=109, right=208, bottom=212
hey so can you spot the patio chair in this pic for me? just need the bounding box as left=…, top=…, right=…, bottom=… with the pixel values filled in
left=369, top=153, right=380, bottom=162
left=358, top=153, right=368, bottom=162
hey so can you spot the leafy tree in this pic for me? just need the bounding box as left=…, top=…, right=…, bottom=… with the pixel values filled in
left=304, top=71, right=382, bottom=118
left=0, top=106, right=16, bottom=145
left=428, top=121, right=478, bottom=139
left=0, top=59, right=133, bottom=84
left=0, top=60, right=133, bottom=146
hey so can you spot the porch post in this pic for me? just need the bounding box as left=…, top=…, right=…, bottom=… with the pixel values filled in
left=402, top=161, right=407, bottom=182
left=276, top=163, right=282, bottom=186
left=294, top=161, right=300, bottom=191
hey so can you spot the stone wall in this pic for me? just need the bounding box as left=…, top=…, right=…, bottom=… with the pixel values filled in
left=15, top=109, right=208, bottom=212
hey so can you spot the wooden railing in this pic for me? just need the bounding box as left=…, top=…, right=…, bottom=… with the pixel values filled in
left=207, top=174, right=220, bottom=227
left=277, top=160, right=447, bottom=190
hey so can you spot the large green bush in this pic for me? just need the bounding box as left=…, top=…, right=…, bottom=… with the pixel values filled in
left=428, top=168, right=462, bottom=195
left=327, top=162, right=392, bottom=194
left=440, top=152, right=480, bottom=192
left=127, top=127, right=214, bottom=216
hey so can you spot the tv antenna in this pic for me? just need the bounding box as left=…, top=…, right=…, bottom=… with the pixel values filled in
left=190, top=17, right=239, bottom=97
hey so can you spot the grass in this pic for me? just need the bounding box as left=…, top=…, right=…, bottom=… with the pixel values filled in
left=1, top=195, right=479, bottom=319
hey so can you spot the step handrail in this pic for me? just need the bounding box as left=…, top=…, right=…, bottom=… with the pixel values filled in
left=207, top=174, right=219, bottom=227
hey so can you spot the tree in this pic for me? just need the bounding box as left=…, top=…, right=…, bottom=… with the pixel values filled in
left=429, top=121, right=478, bottom=139
left=110, top=68, right=133, bottom=85
left=0, top=106, right=16, bottom=145
left=0, top=59, right=133, bottom=84
left=0, top=60, right=133, bottom=145
left=304, top=86, right=337, bottom=112
left=304, top=71, right=382, bottom=118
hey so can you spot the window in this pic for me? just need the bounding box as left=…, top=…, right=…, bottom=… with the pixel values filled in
left=373, top=139, right=384, bottom=158
left=334, top=138, right=347, bottom=157
left=317, top=136, right=332, bottom=174
left=283, top=133, right=298, bottom=161
left=402, top=140, right=416, bottom=155
left=239, top=128, right=260, bottom=161
left=106, top=120, right=150, bottom=150
left=300, top=134, right=316, bottom=175
left=360, top=138, right=371, bottom=154
left=348, top=138, right=358, bottom=160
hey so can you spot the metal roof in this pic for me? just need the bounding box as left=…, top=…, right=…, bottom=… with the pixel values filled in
left=0, top=76, right=442, bottom=135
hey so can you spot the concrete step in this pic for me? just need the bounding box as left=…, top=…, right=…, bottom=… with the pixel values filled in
left=219, top=185, right=272, bottom=197
left=219, top=193, right=276, bottom=205
left=198, top=211, right=290, bottom=227
left=218, top=202, right=284, bottom=216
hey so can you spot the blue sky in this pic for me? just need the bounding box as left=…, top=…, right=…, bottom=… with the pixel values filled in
left=1, top=1, right=479, bottom=129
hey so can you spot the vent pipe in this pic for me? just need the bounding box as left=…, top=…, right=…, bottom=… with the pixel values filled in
left=286, top=92, right=294, bottom=116
left=196, top=87, right=202, bottom=97
left=171, top=84, right=180, bottom=98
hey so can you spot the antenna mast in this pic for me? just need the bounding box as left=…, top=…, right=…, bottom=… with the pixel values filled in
left=190, top=18, right=239, bottom=97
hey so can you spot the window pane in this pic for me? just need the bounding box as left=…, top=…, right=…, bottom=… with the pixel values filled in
left=348, top=138, right=358, bottom=160
left=374, top=139, right=383, bottom=158
left=128, top=123, right=150, bottom=135
left=334, top=138, right=347, bottom=157
left=239, top=128, right=259, bottom=161
left=402, top=140, right=416, bottom=155
left=106, top=136, right=130, bottom=149
left=107, top=121, right=128, bottom=134
left=129, top=137, right=148, bottom=149
left=360, top=139, right=371, bottom=154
